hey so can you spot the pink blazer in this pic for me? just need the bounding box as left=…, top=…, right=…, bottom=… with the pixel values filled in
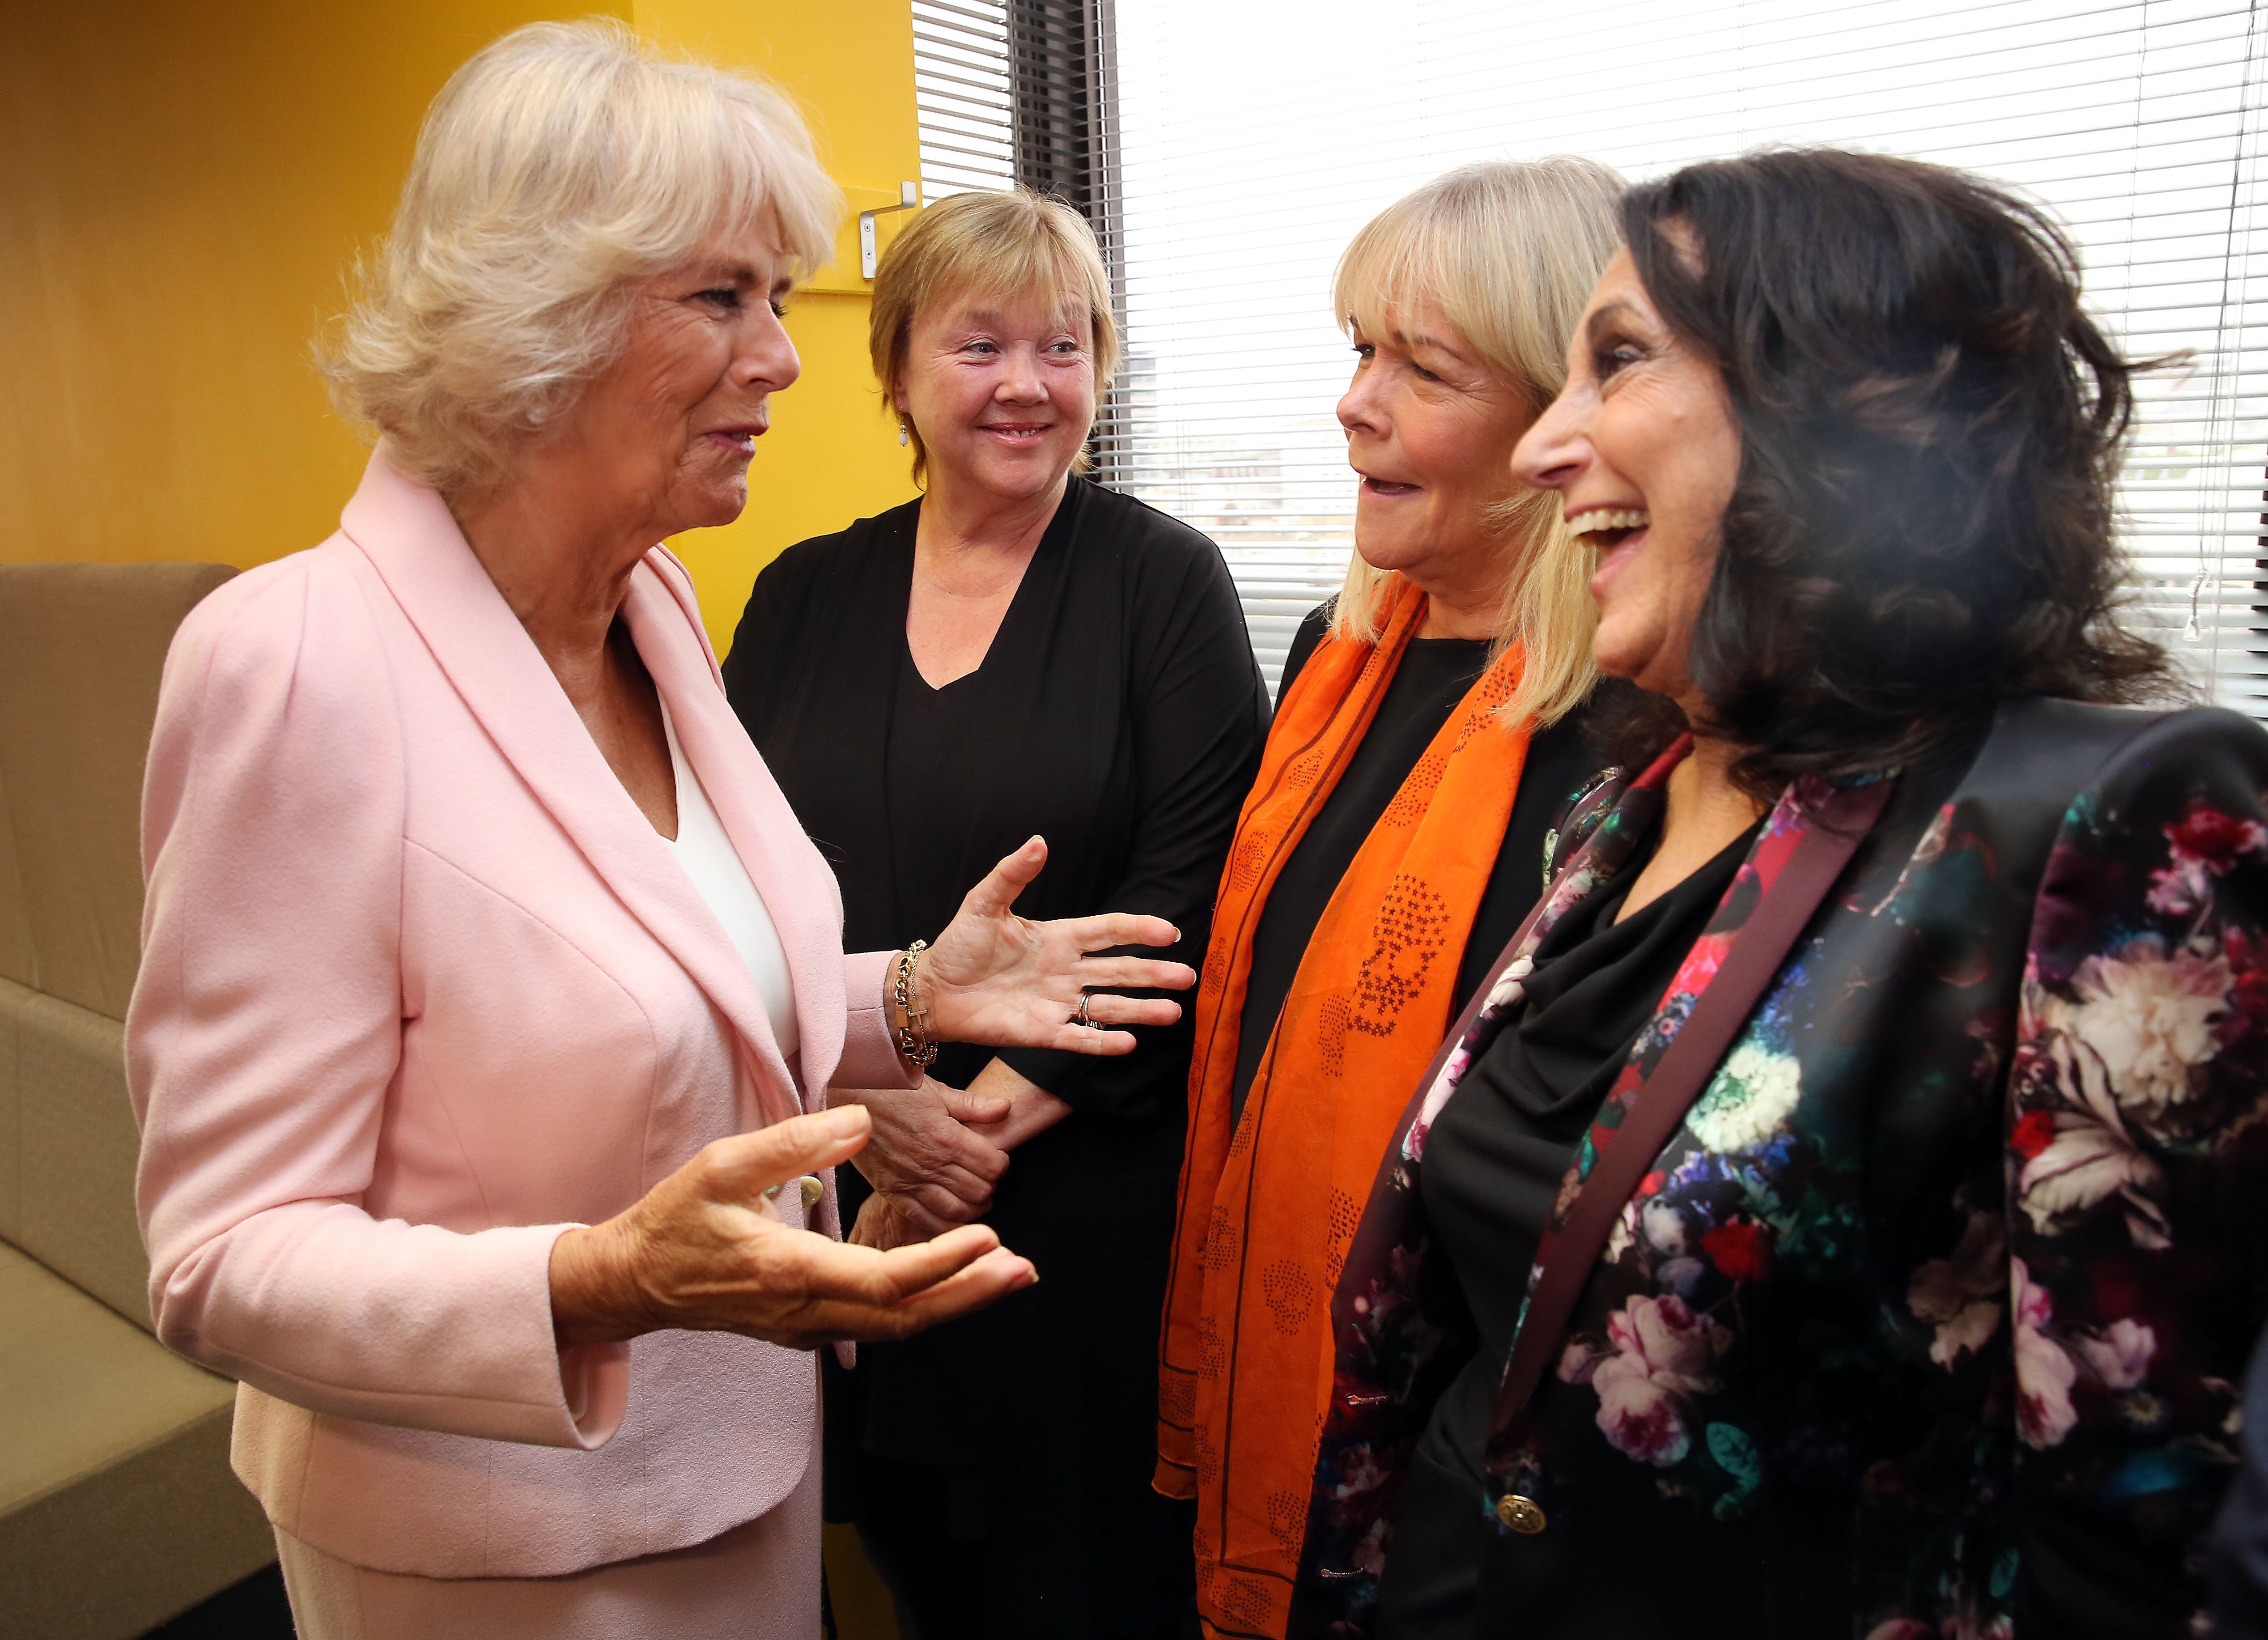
left=127, top=448, right=915, bottom=1579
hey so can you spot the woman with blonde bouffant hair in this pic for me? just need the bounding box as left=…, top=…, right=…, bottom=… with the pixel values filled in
left=1153, top=156, right=1623, bottom=1640
left=129, top=22, right=1202, bottom=1638
left=724, top=187, right=1268, bottom=1636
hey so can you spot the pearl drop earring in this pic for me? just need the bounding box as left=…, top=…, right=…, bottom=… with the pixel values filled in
left=899, top=418, right=910, bottom=447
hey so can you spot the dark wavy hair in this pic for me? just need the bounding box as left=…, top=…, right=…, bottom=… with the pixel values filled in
left=1611, top=148, right=2181, bottom=790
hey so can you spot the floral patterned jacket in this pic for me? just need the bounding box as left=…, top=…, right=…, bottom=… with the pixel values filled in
left=1292, top=698, right=2268, bottom=1639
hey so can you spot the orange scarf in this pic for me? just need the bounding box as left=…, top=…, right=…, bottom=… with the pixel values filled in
left=1157, top=578, right=1532, bottom=1637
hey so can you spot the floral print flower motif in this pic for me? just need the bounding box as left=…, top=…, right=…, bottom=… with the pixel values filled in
left=2146, top=798, right=2268, bottom=915
left=2168, top=799, right=2266, bottom=867
left=1406, top=955, right=1538, bottom=1164
left=1655, top=1255, right=1707, bottom=1297
left=1605, top=1198, right=1639, bottom=1264
left=1706, top=1422, right=1763, bottom=1520
left=1329, top=1444, right=1392, bottom=1513
left=2016, top=1015, right=2172, bottom=1249
left=2223, top=925, right=2268, bottom=1030
left=2031, top=936, right=2232, bottom=1121
left=1701, top=1217, right=1774, bottom=1283
left=2013, top=1259, right=2079, bottom=1449
left=1642, top=1200, right=1688, bottom=1256
left=2011, top=1259, right=2159, bottom=1450
left=2075, top=1318, right=2157, bottom=1390
left=1672, top=930, right=1733, bottom=1007
left=1483, top=955, right=1535, bottom=1012
left=1686, top=1042, right=1805, bottom=1154
left=2009, top=1108, right=2056, bottom=1159
left=1559, top=1294, right=1732, bottom=1466
left=1300, top=718, right=2268, bottom=1640
left=1863, top=802, right=1953, bottom=917
left=1906, top=1210, right=2005, bottom=1368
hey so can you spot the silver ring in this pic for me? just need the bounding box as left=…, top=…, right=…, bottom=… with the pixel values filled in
left=1072, top=993, right=1095, bottom=1028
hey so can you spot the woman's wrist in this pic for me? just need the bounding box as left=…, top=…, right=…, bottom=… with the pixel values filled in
left=888, top=942, right=940, bottom=1069
left=967, top=1056, right=1074, bottom=1151
left=548, top=1218, right=656, bottom=1350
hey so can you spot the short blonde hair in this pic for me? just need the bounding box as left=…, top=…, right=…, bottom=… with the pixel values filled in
left=1331, top=157, right=1626, bottom=728
left=869, top=188, right=1119, bottom=486
left=323, top=19, right=841, bottom=498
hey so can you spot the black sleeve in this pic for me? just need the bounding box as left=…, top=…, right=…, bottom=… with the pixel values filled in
left=995, top=525, right=1270, bottom=1123
left=1276, top=601, right=1335, bottom=706
left=2010, top=707, right=2268, bottom=1635
left=719, top=539, right=816, bottom=738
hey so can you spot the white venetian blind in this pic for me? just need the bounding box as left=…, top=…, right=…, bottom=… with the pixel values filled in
left=1109, top=0, right=2268, bottom=710
left=915, top=0, right=1016, bottom=204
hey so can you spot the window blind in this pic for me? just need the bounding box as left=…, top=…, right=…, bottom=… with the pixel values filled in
left=915, top=0, right=1015, bottom=203
left=914, top=1, right=1135, bottom=475
left=1109, top=0, right=2268, bottom=709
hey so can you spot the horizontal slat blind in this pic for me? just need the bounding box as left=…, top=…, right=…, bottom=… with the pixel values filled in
left=1111, top=0, right=2268, bottom=708
left=916, top=0, right=1015, bottom=203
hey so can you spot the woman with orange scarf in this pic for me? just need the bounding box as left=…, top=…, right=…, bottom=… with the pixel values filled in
left=1156, top=157, right=1624, bottom=1637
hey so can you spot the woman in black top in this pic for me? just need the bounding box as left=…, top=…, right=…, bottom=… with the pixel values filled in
left=1157, top=161, right=1629, bottom=1630
left=1286, top=150, right=2268, bottom=1640
left=1233, top=609, right=1607, bottom=1125
left=1376, top=813, right=1755, bottom=1634
left=724, top=189, right=1265, bottom=1639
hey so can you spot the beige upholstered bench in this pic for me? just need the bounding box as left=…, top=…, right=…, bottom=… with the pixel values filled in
left=0, top=563, right=276, bottom=1638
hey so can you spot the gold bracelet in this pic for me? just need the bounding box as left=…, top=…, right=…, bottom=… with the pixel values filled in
left=893, top=941, right=938, bottom=1070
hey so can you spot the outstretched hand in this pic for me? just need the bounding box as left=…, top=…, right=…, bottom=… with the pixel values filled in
left=548, top=1106, right=1035, bottom=1351
left=921, top=837, right=1194, bottom=1055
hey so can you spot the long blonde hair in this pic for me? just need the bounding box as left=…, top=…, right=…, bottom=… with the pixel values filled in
left=1330, top=157, right=1625, bottom=727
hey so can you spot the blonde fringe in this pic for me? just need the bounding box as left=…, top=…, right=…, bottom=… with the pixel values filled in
left=1325, top=156, right=1626, bottom=729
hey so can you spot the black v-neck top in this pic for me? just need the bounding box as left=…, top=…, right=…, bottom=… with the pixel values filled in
left=1229, top=606, right=1603, bottom=1123
left=726, top=478, right=1267, bottom=1122
left=885, top=656, right=995, bottom=954
left=722, top=478, right=1269, bottom=1473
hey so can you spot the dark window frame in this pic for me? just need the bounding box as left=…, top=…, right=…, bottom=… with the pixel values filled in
left=1006, top=0, right=1130, bottom=485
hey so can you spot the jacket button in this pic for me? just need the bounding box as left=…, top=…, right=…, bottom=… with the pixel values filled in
left=1495, top=1494, right=1546, bottom=1535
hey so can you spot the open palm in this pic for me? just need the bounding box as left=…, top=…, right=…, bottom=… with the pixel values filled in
left=923, top=837, right=1193, bottom=1054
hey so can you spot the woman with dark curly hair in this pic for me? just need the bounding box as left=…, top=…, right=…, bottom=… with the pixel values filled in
left=1284, top=149, right=2268, bottom=1640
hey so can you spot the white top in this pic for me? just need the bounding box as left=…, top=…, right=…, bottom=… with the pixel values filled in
left=660, top=701, right=800, bottom=1063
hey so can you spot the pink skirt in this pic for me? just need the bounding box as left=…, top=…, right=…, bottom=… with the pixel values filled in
left=274, top=1449, right=821, bottom=1639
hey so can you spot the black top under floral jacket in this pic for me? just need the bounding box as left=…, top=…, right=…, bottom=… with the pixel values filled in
left=1293, top=697, right=2268, bottom=1640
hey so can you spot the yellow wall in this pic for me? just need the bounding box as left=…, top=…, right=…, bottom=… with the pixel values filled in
left=633, top=0, right=925, bottom=650
left=0, top=0, right=924, bottom=655
left=0, top=13, right=913, bottom=1630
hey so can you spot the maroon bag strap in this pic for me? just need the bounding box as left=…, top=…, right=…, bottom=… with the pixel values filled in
left=1488, top=775, right=1897, bottom=1440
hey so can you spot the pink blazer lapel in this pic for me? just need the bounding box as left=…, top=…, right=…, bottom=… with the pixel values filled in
left=624, top=548, right=849, bottom=1113
left=337, top=448, right=810, bottom=1127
